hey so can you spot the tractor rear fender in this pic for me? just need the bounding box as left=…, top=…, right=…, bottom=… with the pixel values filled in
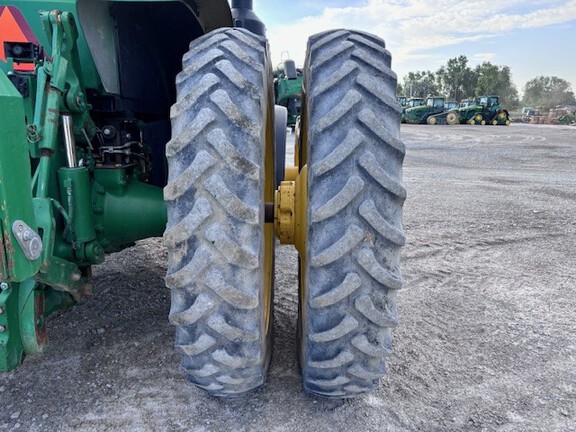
left=76, top=0, right=232, bottom=99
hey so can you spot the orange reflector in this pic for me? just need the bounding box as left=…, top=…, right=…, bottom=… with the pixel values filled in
left=0, top=6, right=40, bottom=71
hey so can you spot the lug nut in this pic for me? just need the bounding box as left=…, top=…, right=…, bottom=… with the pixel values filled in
left=0, top=325, right=6, bottom=333
left=0, top=307, right=5, bottom=314
left=0, top=282, right=8, bottom=291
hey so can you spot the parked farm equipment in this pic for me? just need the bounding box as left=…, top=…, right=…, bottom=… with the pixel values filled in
left=402, top=96, right=458, bottom=124
left=456, top=95, right=511, bottom=125
left=0, top=0, right=405, bottom=399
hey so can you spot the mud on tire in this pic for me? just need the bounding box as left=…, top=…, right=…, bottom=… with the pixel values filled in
left=164, top=28, right=273, bottom=397
left=300, top=30, right=406, bottom=397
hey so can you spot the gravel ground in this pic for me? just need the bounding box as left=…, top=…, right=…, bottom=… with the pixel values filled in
left=1, top=123, right=575, bottom=431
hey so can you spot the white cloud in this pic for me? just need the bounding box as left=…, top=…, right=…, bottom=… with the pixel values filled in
left=265, top=0, right=576, bottom=71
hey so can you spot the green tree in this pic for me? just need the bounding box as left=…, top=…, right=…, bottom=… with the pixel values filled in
left=396, top=81, right=404, bottom=96
left=522, top=76, right=576, bottom=109
left=436, top=55, right=477, bottom=101
left=474, top=62, right=519, bottom=108
left=402, top=71, right=438, bottom=97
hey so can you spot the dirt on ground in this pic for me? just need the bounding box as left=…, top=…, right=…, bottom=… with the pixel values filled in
left=1, top=123, right=575, bottom=431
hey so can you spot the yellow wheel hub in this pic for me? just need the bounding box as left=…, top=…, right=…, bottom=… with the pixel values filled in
left=274, top=166, right=307, bottom=256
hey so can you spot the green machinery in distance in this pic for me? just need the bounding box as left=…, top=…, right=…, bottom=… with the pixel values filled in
left=274, top=59, right=302, bottom=130
left=398, top=96, right=424, bottom=118
left=455, top=95, right=511, bottom=125
left=401, top=95, right=510, bottom=126
left=402, top=96, right=448, bottom=124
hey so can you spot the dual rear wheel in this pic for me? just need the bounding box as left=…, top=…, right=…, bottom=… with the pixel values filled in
left=165, top=28, right=405, bottom=398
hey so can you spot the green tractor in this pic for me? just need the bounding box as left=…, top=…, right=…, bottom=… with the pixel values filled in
left=274, top=59, right=302, bottom=131
left=0, top=0, right=405, bottom=398
left=457, top=95, right=511, bottom=125
left=402, top=96, right=456, bottom=125
left=400, top=97, right=425, bottom=122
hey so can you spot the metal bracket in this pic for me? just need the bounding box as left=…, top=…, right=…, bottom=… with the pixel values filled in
left=12, top=220, right=42, bottom=261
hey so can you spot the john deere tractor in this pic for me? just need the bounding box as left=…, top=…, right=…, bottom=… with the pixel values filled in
left=457, top=95, right=511, bottom=125
left=0, top=0, right=405, bottom=398
left=402, top=96, right=455, bottom=125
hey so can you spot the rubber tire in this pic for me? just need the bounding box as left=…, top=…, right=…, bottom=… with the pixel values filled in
left=299, top=30, right=406, bottom=398
left=164, top=28, right=273, bottom=397
left=427, top=116, right=437, bottom=125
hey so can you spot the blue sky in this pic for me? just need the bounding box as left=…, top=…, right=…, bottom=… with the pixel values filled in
left=249, top=0, right=576, bottom=95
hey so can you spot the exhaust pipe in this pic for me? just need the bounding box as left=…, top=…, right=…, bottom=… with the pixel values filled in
left=231, top=0, right=266, bottom=36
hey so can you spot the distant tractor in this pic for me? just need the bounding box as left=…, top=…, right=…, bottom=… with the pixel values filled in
left=444, top=101, right=458, bottom=110
left=403, top=96, right=457, bottom=125
left=401, top=97, right=442, bottom=124
left=406, top=97, right=424, bottom=109
left=397, top=96, right=407, bottom=107
left=457, top=95, right=510, bottom=125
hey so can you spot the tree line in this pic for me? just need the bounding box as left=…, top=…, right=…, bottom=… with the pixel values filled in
left=398, top=55, right=576, bottom=110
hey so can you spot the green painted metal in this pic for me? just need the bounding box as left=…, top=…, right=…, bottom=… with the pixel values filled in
left=0, top=0, right=232, bottom=371
left=0, top=284, right=24, bottom=371
left=92, top=169, right=166, bottom=252
left=0, top=70, right=41, bottom=282
left=57, top=167, right=96, bottom=244
left=274, top=66, right=302, bottom=128
left=402, top=96, right=446, bottom=124
left=18, top=278, right=46, bottom=355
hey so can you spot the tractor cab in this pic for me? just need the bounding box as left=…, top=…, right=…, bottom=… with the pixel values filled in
left=426, top=96, right=445, bottom=108
left=478, top=95, right=500, bottom=107
left=460, top=99, right=476, bottom=108
left=407, top=97, right=424, bottom=108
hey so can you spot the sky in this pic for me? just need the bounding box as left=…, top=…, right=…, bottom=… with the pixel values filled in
left=247, top=0, right=576, bottom=95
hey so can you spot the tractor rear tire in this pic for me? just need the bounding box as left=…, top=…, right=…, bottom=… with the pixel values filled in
left=299, top=30, right=406, bottom=398
left=164, top=28, right=274, bottom=397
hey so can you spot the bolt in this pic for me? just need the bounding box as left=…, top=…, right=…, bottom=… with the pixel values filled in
left=0, top=325, right=6, bottom=333
left=0, top=282, right=8, bottom=291
left=28, top=238, right=42, bottom=260
left=0, top=307, right=5, bottom=314
left=71, top=273, right=81, bottom=282
left=22, top=229, right=33, bottom=241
